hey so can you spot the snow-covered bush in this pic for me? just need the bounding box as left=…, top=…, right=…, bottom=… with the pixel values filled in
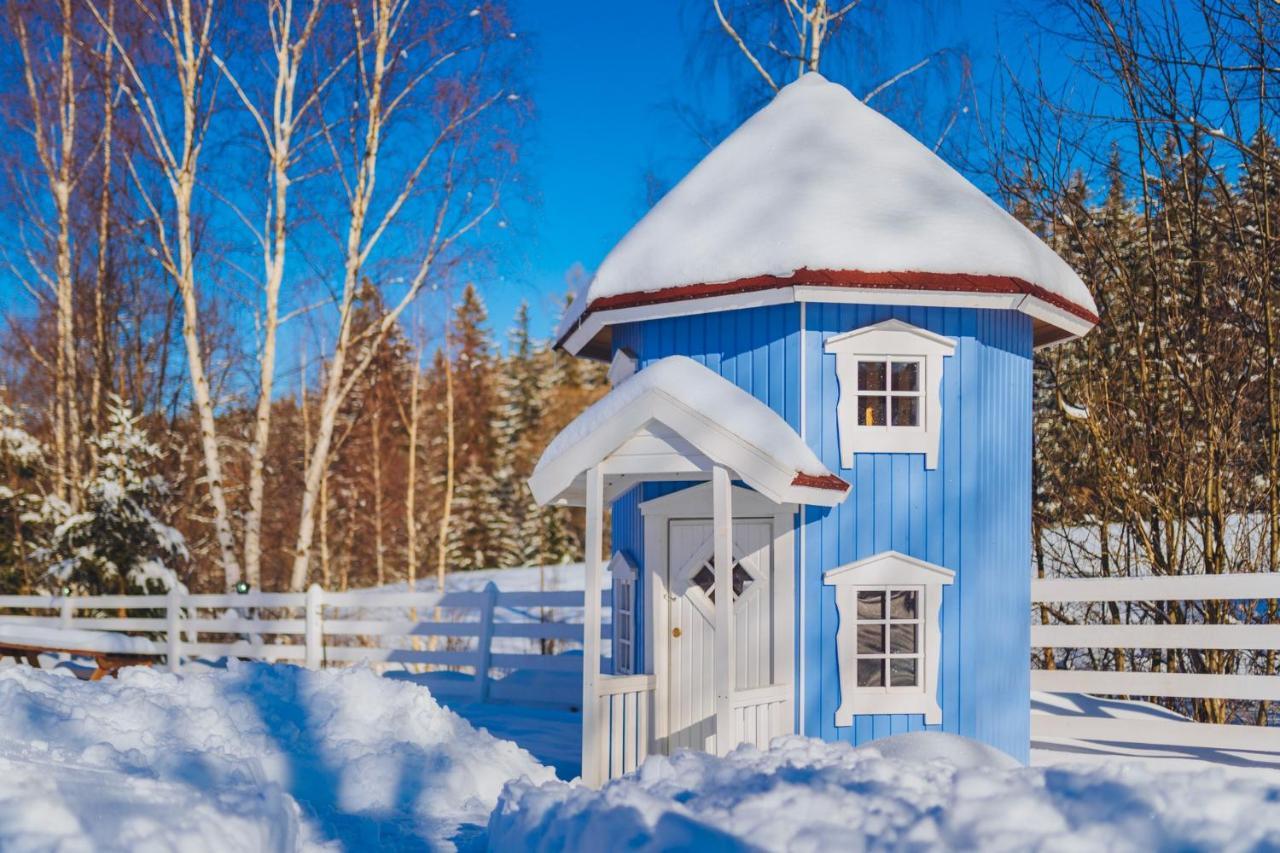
left=490, top=733, right=1280, bottom=852
left=0, top=400, right=48, bottom=591
left=40, top=398, right=187, bottom=594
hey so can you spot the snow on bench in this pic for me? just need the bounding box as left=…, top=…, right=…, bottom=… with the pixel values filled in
left=0, top=622, right=161, bottom=680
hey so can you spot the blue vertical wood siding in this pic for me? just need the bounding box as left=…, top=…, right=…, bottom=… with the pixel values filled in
left=607, top=301, right=1032, bottom=762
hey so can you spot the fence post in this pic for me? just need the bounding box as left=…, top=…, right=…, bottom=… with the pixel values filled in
left=58, top=593, right=73, bottom=665
left=475, top=582, right=499, bottom=702
left=166, top=586, right=182, bottom=673
left=305, top=584, right=324, bottom=670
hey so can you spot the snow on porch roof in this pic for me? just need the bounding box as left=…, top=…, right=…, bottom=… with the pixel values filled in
left=557, top=73, right=1098, bottom=357
left=528, top=356, right=848, bottom=508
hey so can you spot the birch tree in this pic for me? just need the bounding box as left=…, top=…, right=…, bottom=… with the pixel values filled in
left=211, top=0, right=329, bottom=590
left=8, top=0, right=85, bottom=506
left=87, top=0, right=243, bottom=589
left=287, top=0, right=519, bottom=591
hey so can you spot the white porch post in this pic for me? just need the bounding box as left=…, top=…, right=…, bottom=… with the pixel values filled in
left=712, top=465, right=734, bottom=755
left=582, top=464, right=604, bottom=786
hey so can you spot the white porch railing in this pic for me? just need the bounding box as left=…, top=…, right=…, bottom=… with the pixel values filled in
left=1031, top=571, right=1280, bottom=751
left=0, top=583, right=610, bottom=710
left=732, top=684, right=793, bottom=751
left=586, top=673, right=657, bottom=784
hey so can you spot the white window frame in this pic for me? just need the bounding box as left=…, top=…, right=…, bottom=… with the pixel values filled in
left=824, top=319, right=956, bottom=469
left=824, top=551, right=954, bottom=724
left=609, top=551, right=638, bottom=675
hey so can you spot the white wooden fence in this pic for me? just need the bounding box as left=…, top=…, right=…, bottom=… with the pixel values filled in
left=1032, top=571, right=1280, bottom=751
left=0, top=583, right=610, bottom=709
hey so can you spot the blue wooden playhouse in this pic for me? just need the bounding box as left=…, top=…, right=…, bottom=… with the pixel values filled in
left=529, top=73, right=1098, bottom=785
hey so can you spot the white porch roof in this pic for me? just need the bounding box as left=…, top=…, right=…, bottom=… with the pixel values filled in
left=528, top=355, right=849, bottom=508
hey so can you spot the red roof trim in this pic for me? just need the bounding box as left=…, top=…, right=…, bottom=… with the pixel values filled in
left=791, top=472, right=850, bottom=492
left=560, top=268, right=1098, bottom=348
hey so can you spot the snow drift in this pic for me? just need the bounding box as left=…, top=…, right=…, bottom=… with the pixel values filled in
left=0, top=661, right=553, bottom=851
left=489, top=733, right=1280, bottom=852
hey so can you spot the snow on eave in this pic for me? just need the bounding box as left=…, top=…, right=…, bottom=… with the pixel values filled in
left=556, top=73, right=1097, bottom=352
left=529, top=355, right=847, bottom=507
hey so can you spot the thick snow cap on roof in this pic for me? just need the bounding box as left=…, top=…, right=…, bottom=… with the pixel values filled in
left=529, top=355, right=847, bottom=507
left=558, top=73, right=1097, bottom=355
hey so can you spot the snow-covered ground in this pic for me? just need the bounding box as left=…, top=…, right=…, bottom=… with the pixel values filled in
left=0, top=661, right=552, bottom=851
left=1, top=562, right=1276, bottom=851
left=491, top=732, right=1280, bottom=852
left=0, top=656, right=1277, bottom=852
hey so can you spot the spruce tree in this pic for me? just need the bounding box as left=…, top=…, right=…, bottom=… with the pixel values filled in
left=492, top=303, right=551, bottom=567
left=444, top=284, right=501, bottom=570
left=41, top=398, right=188, bottom=594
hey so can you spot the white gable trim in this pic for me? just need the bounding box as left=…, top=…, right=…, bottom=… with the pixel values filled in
left=529, top=390, right=846, bottom=509
left=824, top=551, right=954, bottom=725
left=608, top=348, right=638, bottom=385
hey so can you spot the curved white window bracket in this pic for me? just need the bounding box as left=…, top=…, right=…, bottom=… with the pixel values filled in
left=824, top=551, right=954, bottom=725
left=824, top=319, right=956, bottom=469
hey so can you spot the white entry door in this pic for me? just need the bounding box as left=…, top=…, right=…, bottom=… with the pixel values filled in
left=665, top=517, right=774, bottom=754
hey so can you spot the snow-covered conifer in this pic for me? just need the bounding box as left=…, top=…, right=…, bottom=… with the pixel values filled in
left=0, top=400, right=49, bottom=591
left=41, top=398, right=187, bottom=594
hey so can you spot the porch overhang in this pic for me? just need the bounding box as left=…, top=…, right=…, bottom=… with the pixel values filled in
left=528, top=355, right=848, bottom=508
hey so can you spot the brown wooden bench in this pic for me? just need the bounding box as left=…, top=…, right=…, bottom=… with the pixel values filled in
left=0, top=642, right=160, bottom=680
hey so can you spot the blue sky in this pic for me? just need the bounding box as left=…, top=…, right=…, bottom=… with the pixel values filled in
left=0, top=0, right=1045, bottom=353
left=490, top=0, right=1020, bottom=341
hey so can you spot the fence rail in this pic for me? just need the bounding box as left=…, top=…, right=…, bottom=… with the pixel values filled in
left=1031, top=571, right=1280, bottom=752
left=0, top=583, right=611, bottom=710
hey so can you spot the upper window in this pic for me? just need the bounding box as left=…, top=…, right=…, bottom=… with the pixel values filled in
left=824, top=320, right=955, bottom=469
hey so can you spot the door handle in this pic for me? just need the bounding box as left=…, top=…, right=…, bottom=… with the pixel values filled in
left=672, top=627, right=682, bottom=638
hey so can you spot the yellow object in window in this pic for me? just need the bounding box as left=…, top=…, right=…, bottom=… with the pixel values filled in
left=864, top=405, right=874, bottom=426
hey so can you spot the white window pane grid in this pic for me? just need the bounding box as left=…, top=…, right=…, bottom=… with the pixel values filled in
left=854, top=358, right=923, bottom=428
left=690, top=557, right=754, bottom=604
left=853, top=586, right=923, bottom=692
left=616, top=580, right=634, bottom=674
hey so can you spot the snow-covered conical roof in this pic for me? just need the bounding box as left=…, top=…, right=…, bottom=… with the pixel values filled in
left=558, top=73, right=1097, bottom=356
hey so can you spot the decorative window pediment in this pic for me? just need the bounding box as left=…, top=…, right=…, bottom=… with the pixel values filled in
left=824, top=551, right=954, bottom=725
left=824, top=320, right=955, bottom=469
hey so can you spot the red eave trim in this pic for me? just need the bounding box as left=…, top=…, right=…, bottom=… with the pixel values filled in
left=791, top=472, right=850, bottom=492
left=559, top=268, right=1098, bottom=348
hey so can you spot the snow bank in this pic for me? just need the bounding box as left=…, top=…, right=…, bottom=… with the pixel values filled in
left=490, top=733, right=1280, bottom=852
left=0, top=661, right=553, bottom=851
